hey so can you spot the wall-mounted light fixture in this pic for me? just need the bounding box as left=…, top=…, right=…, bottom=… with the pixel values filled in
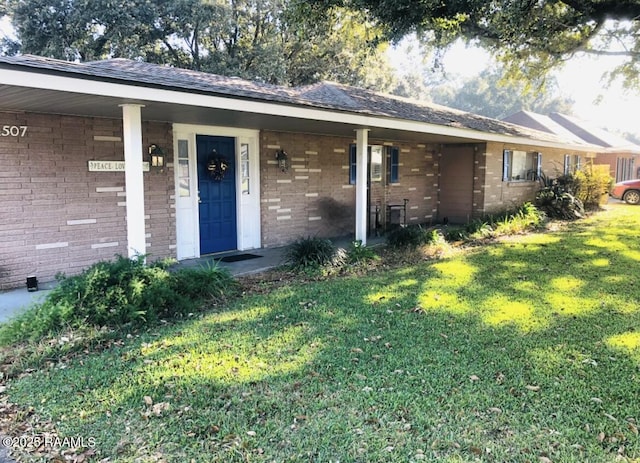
left=275, top=149, right=288, bottom=172
left=148, top=144, right=165, bottom=169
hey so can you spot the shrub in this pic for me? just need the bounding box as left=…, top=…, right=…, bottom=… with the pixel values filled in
left=0, top=255, right=237, bottom=344
left=346, top=240, right=379, bottom=264
left=535, top=172, right=585, bottom=220
left=285, top=237, right=336, bottom=270
left=465, top=219, right=494, bottom=240
left=386, top=225, right=428, bottom=249
left=573, top=165, right=613, bottom=209
left=424, top=229, right=446, bottom=245
left=443, top=226, right=468, bottom=242
left=493, top=202, right=545, bottom=235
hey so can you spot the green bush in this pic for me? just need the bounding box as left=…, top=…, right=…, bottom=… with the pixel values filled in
left=386, top=225, right=428, bottom=249
left=493, top=201, right=545, bottom=234
left=0, top=255, right=237, bottom=344
left=424, top=229, right=446, bottom=245
left=573, top=165, right=613, bottom=209
left=441, top=203, right=543, bottom=241
left=346, top=240, right=380, bottom=264
left=466, top=219, right=494, bottom=240
left=443, top=226, right=468, bottom=242
left=535, top=172, right=585, bottom=220
left=285, top=237, right=336, bottom=270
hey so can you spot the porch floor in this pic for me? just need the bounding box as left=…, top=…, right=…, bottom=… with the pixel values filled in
left=0, top=237, right=384, bottom=323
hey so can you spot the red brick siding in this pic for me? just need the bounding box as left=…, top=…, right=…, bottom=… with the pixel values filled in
left=0, top=111, right=175, bottom=290
left=479, top=142, right=593, bottom=215
left=259, top=131, right=439, bottom=247
left=595, top=152, right=638, bottom=182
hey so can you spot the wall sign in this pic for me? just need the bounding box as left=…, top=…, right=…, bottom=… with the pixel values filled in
left=88, top=161, right=150, bottom=172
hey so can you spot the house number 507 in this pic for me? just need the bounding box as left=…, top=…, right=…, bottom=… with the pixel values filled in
left=1, top=125, right=28, bottom=137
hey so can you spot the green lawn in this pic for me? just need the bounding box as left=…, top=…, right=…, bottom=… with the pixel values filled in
left=4, top=203, right=640, bottom=462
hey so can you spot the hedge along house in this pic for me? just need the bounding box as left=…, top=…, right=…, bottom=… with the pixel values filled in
left=0, top=55, right=598, bottom=290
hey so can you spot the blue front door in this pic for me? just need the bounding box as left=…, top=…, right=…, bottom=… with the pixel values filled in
left=197, top=135, right=237, bottom=254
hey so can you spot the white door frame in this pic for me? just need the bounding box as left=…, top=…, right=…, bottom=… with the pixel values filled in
left=173, top=124, right=261, bottom=259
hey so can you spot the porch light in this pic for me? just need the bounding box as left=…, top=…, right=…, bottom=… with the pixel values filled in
left=148, top=144, right=165, bottom=169
left=275, top=149, right=288, bottom=172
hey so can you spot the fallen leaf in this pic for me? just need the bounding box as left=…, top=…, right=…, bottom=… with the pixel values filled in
left=628, top=423, right=639, bottom=436
left=488, top=407, right=502, bottom=414
left=598, top=432, right=606, bottom=443
left=539, top=456, right=552, bottom=463
left=246, top=431, right=256, bottom=436
left=143, top=396, right=153, bottom=406
left=470, top=375, right=480, bottom=382
left=152, top=402, right=170, bottom=416
left=526, top=385, right=541, bottom=392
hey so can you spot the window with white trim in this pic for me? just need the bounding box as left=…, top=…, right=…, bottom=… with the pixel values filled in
left=503, top=150, right=541, bottom=182
left=349, top=144, right=400, bottom=184
left=563, top=154, right=582, bottom=175
left=240, top=143, right=250, bottom=194
left=177, top=139, right=190, bottom=197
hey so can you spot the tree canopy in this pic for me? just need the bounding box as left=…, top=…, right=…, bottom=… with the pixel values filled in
left=313, top=0, right=640, bottom=89
left=0, top=0, right=394, bottom=88
left=426, top=69, right=575, bottom=120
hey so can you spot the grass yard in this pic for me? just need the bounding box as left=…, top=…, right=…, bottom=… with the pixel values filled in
left=3, top=203, right=640, bottom=462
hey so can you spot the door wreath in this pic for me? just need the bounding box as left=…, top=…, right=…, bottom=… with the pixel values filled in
left=207, top=152, right=230, bottom=181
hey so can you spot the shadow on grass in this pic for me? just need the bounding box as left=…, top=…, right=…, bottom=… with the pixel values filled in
left=6, top=205, right=640, bottom=462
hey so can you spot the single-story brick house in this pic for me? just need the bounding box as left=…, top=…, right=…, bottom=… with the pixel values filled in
left=0, top=55, right=597, bottom=290
left=504, top=111, right=639, bottom=182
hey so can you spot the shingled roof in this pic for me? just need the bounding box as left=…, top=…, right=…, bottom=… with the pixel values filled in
left=0, top=54, right=586, bottom=146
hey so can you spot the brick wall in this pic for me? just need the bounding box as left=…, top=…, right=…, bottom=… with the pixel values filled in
left=479, top=141, right=591, bottom=215
left=596, top=152, right=638, bottom=182
left=0, top=111, right=175, bottom=290
left=259, top=131, right=438, bottom=247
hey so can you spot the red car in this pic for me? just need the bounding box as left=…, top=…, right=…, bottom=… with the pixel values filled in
left=611, top=179, right=640, bottom=205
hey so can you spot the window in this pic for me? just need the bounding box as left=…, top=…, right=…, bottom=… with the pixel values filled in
left=370, top=145, right=383, bottom=182
left=177, top=139, right=190, bottom=197
left=503, top=150, right=541, bottom=181
left=349, top=144, right=357, bottom=184
left=349, top=144, right=399, bottom=184
left=388, top=147, right=399, bottom=184
left=564, top=154, right=582, bottom=175
left=240, top=143, right=250, bottom=194
left=616, top=157, right=636, bottom=182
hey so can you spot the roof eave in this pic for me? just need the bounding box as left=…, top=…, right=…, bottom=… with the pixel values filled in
left=0, top=65, right=597, bottom=151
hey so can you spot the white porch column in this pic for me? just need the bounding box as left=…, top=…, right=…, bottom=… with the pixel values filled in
left=355, top=128, right=369, bottom=245
left=120, top=104, right=146, bottom=258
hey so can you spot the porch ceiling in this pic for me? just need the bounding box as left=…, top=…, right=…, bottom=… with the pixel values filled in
left=0, top=84, right=485, bottom=145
